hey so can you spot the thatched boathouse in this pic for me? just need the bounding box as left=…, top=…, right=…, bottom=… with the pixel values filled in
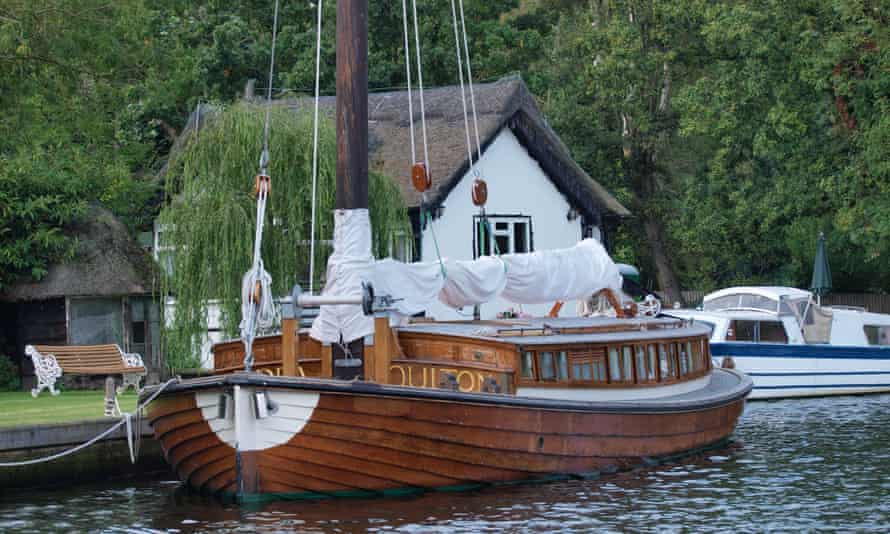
left=0, top=205, right=161, bottom=388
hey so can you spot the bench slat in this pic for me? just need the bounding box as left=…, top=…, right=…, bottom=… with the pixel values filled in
left=30, top=344, right=144, bottom=376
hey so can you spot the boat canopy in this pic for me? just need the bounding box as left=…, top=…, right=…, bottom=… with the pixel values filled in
left=702, top=286, right=811, bottom=315
left=310, top=209, right=624, bottom=344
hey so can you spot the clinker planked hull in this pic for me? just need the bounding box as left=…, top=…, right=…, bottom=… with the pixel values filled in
left=146, top=370, right=750, bottom=502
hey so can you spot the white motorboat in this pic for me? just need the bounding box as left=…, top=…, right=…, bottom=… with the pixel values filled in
left=667, top=286, right=890, bottom=399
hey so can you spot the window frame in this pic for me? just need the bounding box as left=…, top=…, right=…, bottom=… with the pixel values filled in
left=472, top=214, right=533, bottom=258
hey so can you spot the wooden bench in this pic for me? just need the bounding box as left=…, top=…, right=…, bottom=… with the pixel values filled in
left=25, top=344, right=146, bottom=398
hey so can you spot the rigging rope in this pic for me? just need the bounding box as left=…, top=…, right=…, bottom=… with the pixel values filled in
left=309, top=0, right=323, bottom=294
left=410, top=0, right=431, bottom=172
left=240, top=0, right=281, bottom=372
left=0, top=379, right=179, bottom=468
left=457, top=0, right=482, bottom=157
left=401, top=0, right=416, bottom=165
left=449, top=0, right=475, bottom=175
left=402, top=0, right=446, bottom=278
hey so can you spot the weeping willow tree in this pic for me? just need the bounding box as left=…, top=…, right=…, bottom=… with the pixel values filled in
left=159, top=103, right=410, bottom=369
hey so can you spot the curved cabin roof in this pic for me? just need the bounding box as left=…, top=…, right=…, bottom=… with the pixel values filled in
left=0, top=205, right=157, bottom=302
left=399, top=316, right=710, bottom=346
left=703, top=286, right=812, bottom=304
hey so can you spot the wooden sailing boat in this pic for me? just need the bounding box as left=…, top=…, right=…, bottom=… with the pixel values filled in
left=142, top=1, right=751, bottom=502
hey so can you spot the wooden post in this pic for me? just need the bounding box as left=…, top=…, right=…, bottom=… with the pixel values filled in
left=321, top=344, right=333, bottom=378
left=336, top=0, right=369, bottom=210
left=373, top=316, right=392, bottom=385
left=281, top=317, right=297, bottom=376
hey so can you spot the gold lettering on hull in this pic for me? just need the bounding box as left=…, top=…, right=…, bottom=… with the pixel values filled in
left=389, top=365, right=497, bottom=393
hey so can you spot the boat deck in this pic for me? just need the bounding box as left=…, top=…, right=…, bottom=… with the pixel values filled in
left=145, top=368, right=751, bottom=414
left=398, top=316, right=711, bottom=345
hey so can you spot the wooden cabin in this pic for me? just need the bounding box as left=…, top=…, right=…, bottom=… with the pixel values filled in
left=211, top=316, right=712, bottom=398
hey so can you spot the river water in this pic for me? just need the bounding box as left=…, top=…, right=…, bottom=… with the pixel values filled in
left=1, top=394, right=887, bottom=533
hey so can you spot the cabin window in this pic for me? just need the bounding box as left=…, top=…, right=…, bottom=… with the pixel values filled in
left=608, top=346, right=634, bottom=383
left=473, top=215, right=532, bottom=257
left=759, top=321, right=788, bottom=344
left=556, top=351, right=569, bottom=380
left=728, top=320, right=757, bottom=342
left=647, top=345, right=658, bottom=380
left=658, top=344, right=674, bottom=379
left=678, top=343, right=689, bottom=375
left=538, top=352, right=556, bottom=381
left=634, top=346, right=645, bottom=382
left=864, top=325, right=890, bottom=346
left=573, top=361, right=592, bottom=381
left=521, top=351, right=535, bottom=379
left=608, top=347, right=621, bottom=381
left=728, top=320, right=788, bottom=344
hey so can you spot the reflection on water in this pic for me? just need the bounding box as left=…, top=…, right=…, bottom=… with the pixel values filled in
left=1, top=395, right=888, bottom=533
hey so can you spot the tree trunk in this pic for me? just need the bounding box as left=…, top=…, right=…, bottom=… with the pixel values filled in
left=642, top=214, right=684, bottom=307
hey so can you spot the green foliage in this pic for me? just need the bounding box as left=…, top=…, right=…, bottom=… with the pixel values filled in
left=0, top=355, right=21, bottom=391
left=0, top=0, right=160, bottom=289
left=159, top=104, right=410, bottom=370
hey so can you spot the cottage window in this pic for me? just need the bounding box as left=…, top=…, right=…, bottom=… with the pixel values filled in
left=473, top=215, right=532, bottom=257
left=388, top=231, right=413, bottom=262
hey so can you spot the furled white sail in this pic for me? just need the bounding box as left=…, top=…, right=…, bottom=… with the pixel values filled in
left=310, top=209, right=623, bottom=344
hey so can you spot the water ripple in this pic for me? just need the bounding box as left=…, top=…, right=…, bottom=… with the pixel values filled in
left=1, top=395, right=889, bottom=532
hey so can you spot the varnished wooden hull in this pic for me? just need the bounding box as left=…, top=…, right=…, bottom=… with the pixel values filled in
left=144, top=370, right=751, bottom=502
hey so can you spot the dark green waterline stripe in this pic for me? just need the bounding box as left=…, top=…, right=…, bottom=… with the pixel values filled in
left=220, top=438, right=733, bottom=504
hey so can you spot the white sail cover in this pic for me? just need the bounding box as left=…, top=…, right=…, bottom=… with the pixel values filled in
left=310, top=209, right=623, bottom=344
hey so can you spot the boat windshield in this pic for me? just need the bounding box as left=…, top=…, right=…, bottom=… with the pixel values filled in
left=703, top=293, right=778, bottom=313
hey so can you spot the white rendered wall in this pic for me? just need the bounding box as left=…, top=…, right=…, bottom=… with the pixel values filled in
left=420, top=129, right=595, bottom=320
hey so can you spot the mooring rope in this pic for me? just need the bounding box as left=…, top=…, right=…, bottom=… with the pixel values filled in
left=0, top=378, right=179, bottom=468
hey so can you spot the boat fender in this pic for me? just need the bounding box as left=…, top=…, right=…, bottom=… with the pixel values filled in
left=721, top=356, right=735, bottom=369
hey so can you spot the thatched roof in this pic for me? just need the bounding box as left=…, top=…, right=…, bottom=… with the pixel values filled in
left=0, top=205, right=158, bottom=302
left=176, top=75, right=629, bottom=222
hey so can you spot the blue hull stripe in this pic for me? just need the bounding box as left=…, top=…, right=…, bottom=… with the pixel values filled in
left=710, top=343, right=890, bottom=360
left=754, top=383, right=890, bottom=390
left=749, top=371, right=890, bottom=377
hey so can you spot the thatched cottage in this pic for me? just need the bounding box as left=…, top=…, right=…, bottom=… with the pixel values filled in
left=0, top=205, right=161, bottom=387
left=162, top=75, right=629, bottom=326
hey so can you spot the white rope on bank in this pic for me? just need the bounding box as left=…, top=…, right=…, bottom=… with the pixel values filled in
left=0, top=378, right=179, bottom=468
left=309, top=0, right=323, bottom=294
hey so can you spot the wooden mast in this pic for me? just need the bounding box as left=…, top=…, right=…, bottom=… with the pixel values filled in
left=329, top=0, right=374, bottom=380
left=336, top=0, right=369, bottom=210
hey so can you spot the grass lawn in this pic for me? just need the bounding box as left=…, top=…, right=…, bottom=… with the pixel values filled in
left=0, top=390, right=139, bottom=428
